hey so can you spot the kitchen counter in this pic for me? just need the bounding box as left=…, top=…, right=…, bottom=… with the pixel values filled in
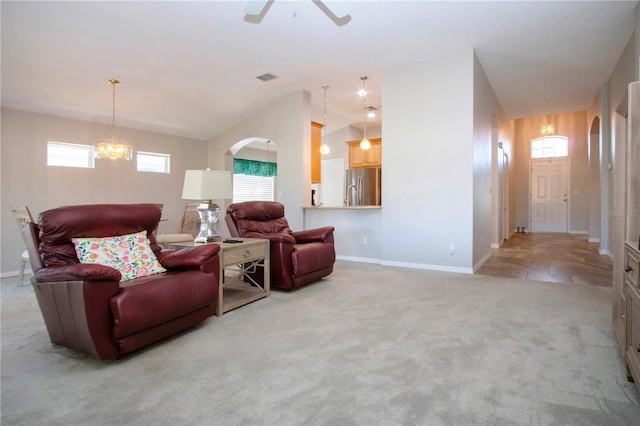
left=304, top=205, right=381, bottom=210
left=303, top=205, right=382, bottom=263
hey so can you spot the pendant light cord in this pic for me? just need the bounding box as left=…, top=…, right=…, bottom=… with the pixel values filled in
left=109, top=79, right=119, bottom=141
left=322, top=85, right=328, bottom=144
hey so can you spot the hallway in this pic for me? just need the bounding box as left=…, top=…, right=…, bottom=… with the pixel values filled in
left=476, top=232, right=613, bottom=287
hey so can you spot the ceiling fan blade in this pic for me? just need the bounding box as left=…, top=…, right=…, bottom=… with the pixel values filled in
left=244, top=0, right=270, bottom=16
left=316, top=1, right=350, bottom=19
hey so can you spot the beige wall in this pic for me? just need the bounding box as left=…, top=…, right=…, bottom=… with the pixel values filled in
left=513, top=111, right=589, bottom=233
left=1, top=108, right=209, bottom=275
left=207, top=91, right=310, bottom=231
left=382, top=50, right=475, bottom=272
left=472, top=51, right=512, bottom=267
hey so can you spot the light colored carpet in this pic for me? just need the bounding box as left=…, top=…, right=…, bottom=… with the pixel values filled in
left=1, top=261, right=639, bottom=425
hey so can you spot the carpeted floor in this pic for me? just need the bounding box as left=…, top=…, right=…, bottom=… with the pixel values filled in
left=2, top=261, right=639, bottom=425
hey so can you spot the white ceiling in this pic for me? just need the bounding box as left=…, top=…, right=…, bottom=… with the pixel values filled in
left=1, top=1, right=637, bottom=141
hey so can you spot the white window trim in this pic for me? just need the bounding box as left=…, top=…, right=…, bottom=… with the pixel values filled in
left=47, top=141, right=95, bottom=168
left=530, top=135, right=569, bottom=159
left=137, top=151, right=170, bottom=174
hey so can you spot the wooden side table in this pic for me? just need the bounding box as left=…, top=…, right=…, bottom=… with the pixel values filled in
left=169, top=238, right=270, bottom=316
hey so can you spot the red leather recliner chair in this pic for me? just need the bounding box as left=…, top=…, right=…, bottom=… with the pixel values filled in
left=225, top=201, right=335, bottom=290
left=24, top=203, right=221, bottom=360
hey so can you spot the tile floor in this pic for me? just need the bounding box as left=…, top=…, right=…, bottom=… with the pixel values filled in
left=475, top=232, right=613, bottom=287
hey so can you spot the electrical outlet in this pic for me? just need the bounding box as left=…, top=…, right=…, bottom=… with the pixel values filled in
left=449, top=242, right=455, bottom=256
left=363, top=236, right=368, bottom=245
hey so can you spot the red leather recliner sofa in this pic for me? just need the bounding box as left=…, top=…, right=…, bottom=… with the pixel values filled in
left=24, top=203, right=220, bottom=359
left=225, top=201, right=335, bottom=290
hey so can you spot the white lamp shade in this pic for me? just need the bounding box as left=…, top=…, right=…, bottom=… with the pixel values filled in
left=182, top=170, right=233, bottom=201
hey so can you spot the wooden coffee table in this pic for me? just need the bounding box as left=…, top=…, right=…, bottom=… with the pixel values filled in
left=169, top=238, right=270, bottom=316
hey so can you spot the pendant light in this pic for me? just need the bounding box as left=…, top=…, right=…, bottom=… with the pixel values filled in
left=96, top=79, right=133, bottom=161
left=359, top=76, right=371, bottom=150
left=320, top=85, right=330, bottom=155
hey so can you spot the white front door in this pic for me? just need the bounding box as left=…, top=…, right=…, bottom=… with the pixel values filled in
left=530, top=158, right=568, bottom=232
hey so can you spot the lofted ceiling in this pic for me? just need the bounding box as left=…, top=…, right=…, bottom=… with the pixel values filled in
left=1, top=1, right=637, bottom=141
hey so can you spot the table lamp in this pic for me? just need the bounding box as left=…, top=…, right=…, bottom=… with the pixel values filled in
left=182, top=169, right=233, bottom=243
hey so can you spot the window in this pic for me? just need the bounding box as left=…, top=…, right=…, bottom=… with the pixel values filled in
left=137, top=151, right=170, bottom=173
left=531, top=136, right=568, bottom=159
left=232, top=158, right=277, bottom=203
left=47, top=141, right=95, bottom=168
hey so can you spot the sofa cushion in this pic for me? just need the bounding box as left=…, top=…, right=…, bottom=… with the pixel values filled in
left=72, top=231, right=166, bottom=282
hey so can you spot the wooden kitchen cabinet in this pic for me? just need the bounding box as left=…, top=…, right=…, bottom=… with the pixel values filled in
left=347, top=137, right=381, bottom=168
left=625, top=242, right=640, bottom=392
left=311, top=121, right=323, bottom=183
left=617, top=82, right=640, bottom=394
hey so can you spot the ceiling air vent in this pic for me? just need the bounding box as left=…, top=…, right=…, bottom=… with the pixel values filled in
left=256, top=73, right=279, bottom=82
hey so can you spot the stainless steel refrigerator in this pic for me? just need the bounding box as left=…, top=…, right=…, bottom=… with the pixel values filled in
left=345, top=168, right=382, bottom=206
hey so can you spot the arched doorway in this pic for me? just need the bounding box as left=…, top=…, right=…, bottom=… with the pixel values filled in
left=228, top=137, right=278, bottom=203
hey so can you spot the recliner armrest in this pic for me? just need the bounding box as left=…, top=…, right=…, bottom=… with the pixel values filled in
left=243, top=232, right=296, bottom=245
left=34, top=263, right=121, bottom=283
left=159, top=244, right=220, bottom=267
left=292, top=226, right=335, bottom=244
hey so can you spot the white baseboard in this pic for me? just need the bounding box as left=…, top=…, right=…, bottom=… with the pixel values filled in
left=599, top=249, right=612, bottom=259
left=0, top=269, right=32, bottom=279
left=380, top=259, right=473, bottom=274
left=336, top=255, right=381, bottom=264
left=588, top=238, right=600, bottom=243
left=569, top=230, right=589, bottom=235
left=337, top=254, right=475, bottom=274
left=490, top=243, right=500, bottom=249
left=473, top=251, right=492, bottom=272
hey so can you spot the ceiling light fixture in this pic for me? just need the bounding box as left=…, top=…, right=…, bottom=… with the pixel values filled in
left=96, top=79, right=132, bottom=161
left=541, top=115, right=554, bottom=136
left=359, top=76, right=371, bottom=151
left=541, top=123, right=554, bottom=136
left=320, top=85, right=330, bottom=155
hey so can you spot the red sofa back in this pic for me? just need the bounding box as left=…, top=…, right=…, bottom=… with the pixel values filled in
left=226, top=201, right=292, bottom=238
left=38, top=203, right=162, bottom=267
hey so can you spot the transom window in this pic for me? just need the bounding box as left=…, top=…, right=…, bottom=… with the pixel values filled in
left=137, top=151, right=170, bottom=174
left=47, top=141, right=95, bottom=168
left=531, top=136, right=568, bottom=159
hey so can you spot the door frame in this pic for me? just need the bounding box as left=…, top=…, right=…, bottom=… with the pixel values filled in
left=529, top=157, right=571, bottom=233
left=502, top=152, right=509, bottom=241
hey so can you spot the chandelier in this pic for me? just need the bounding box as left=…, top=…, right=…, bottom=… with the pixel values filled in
left=540, top=115, right=554, bottom=136
left=359, top=76, right=371, bottom=150
left=540, top=123, right=554, bottom=136
left=96, top=79, right=133, bottom=161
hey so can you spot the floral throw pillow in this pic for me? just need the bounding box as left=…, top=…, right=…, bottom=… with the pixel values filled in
left=72, top=230, right=166, bottom=282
